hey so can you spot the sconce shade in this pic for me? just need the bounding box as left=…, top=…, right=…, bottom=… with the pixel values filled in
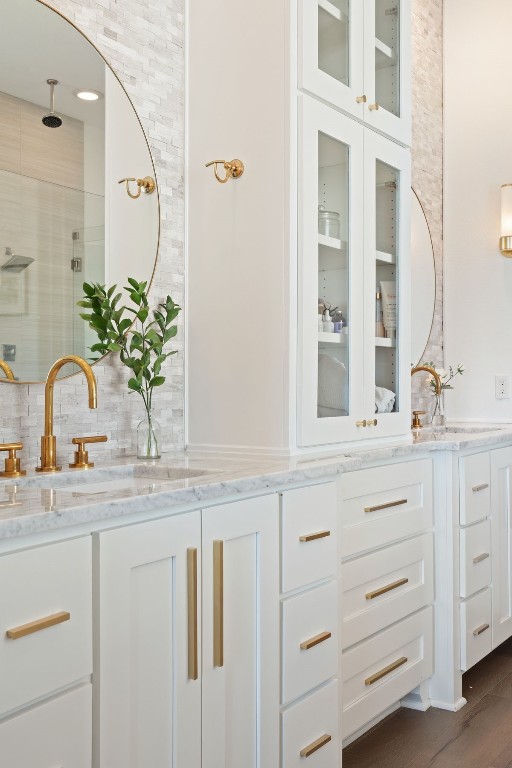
left=500, top=184, right=512, bottom=256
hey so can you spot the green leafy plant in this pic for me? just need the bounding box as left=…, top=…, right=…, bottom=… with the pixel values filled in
left=78, top=278, right=181, bottom=455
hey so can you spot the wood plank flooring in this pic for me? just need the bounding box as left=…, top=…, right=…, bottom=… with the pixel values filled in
left=343, top=638, right=512, bottom=768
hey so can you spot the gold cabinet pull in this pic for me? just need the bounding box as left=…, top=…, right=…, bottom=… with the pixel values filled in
left=472, top=483, right=489, bottom=493
left=365, top=656, right=407, bottom=685
left=300, top=630, right=332, bottom=650
left=368, top=102, right=380, bottom=111
left=367, top=418, right=378, bottom=426
left=473, top=552, right=490, bottom=564
left=300, top=733, right=332, bottom=758
left=356, top=420, right=367, bottom=427
left=6, top=610, right=70, bottom=640
left=473, top=623, right=490, bottom=636
left=213, top=540, right=224, bottom=667
left=356, top=94, right=367, bottom=103
left=299, top=530, right=331, bottom=543
left=187, top=548, right=199, bottom=680
left=366, top=577, right=409, bottom=600
left=364, top=498, right=407, bottom=514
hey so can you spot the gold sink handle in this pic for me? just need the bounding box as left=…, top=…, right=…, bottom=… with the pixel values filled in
left=69, top=435, right=108, bottom=469
left=0, top=442, right=26, bottom=478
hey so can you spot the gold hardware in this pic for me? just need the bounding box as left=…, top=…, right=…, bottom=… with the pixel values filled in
left=69, top=435, right=108, bottom=469
left=356, top=419, right=367, bottom=427
left=364, top=498, right=407, bottom=514
left=187, top=548, right=199, bottom=680
left=412, top=410, right=427, bottom=429
left=411, top=365, right=442, bottom=396
left=205, top=159, right=244, bottom=184
left=366, top=577, right=409, bottom=600
left=356, top=94, right=367, bottom=103
left=473, top=623, right=490, bottom=636
left=367, top=418, right=378, bottom=426
left=0, top=442, right=26, bottom=478
left=300, top=631, right=332, bottom=650
left=299, top=530, right=331, bottom=543
left=118, top=176, right=156, bottom=199
left=365, top=656, right=407, bottom=685
left=0, top=360, right=14, bottom=380
left=300, top=734, right=332, bottom=758
left=472, top=483, right=489, bottom=493
left=500, top=236, right=512, bottom=257
left=6, top=610, right=70, bottom=640
left=473, top=552, right=490, bottom=564
left=368, top=103, right=380, bottom=111
left=213, top=540, right=224, bottom=667
left=36, top=356, right=97, bottom=473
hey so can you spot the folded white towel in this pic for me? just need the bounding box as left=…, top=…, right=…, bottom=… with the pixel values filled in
left=318, top=354, right=347, bottom=412
left=375, top=386, right=395, bottom=413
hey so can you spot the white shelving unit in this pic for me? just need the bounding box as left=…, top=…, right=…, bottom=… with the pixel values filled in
left=318, top=0, right=348, bottom=23
left=375, top=337, right=396, bottom=348
left=375, top=37, right=396, bottom=69
left=318, top=332, right=347, bottom=345
left=318, top=233, right=344, bottom=251
left=376, top=250, right=396, bottom=265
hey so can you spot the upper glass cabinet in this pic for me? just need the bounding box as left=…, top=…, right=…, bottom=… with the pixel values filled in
left=299, top=0, right=411, bottom=146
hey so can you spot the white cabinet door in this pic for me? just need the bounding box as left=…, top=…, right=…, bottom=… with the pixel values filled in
left=96, top=512, right=201, bottom=768
left=202, top=495, right=280, bottom=768
left=491, top=447, right=512, bottom=647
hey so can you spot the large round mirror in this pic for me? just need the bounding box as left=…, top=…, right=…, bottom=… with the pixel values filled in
left=0, top=0, right=159, bottom=383
left=411, top=189, right=436, bottom=366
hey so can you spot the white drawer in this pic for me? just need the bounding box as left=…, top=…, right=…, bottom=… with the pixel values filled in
left=282, top=580, right=338, bottom=704
left=459, top=520, right=491, bottom=598
left=459, top=452, right=490, bottom=525
left=281, top=483, right=337, bottom=593
left=282, top=680, right=339, bottom=768
left=342, top=607, right=433, bottom=739
left=340, top=460, right=433, bottom=557
left=0, top=537, right=92, bottom=716
left=460, top=588, right=492, bottom=671
left=0, top=683, right=91, bottom=767
left=342, top=533, right=434, bottom=649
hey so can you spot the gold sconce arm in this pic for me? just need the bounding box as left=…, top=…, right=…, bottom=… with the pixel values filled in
left=205, top=159, right=244, bottom=184
left=118, top=176, right=156, bottom=199
left=0, top=360, right=14, bottom=380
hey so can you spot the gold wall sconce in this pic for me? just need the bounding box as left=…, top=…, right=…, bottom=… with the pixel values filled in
left=500, top=184, right=512, bottom=256
left=205, top=159, right=244, bottom=184
left=118, top=176, right=156, bottom=199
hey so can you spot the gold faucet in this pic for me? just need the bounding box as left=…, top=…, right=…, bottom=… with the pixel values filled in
left=0, top=359, right=14, bottom=380
left=36, top=355, right=97, bottom=472
left=411, top=365, right=442, bottom=396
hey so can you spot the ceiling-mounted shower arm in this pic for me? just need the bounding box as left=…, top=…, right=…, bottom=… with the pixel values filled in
left=42, top=79, right=62, bottom=128
left=47, top=79, right=57, bottom=113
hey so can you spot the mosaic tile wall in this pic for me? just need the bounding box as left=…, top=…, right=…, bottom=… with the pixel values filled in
left=0, top=0, right=185, bottom=465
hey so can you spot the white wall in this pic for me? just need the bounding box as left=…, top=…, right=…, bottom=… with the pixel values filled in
left=444, top=0, right=512, bottom=422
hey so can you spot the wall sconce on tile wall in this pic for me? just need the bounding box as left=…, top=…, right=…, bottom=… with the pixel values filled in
left=500, top=184, right=512, bottom=256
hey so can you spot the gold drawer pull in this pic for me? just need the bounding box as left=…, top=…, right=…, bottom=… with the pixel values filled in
left=300, top=733, right=332, bottom=758
left=213, top=540, right=224, bottom=667
left=299, top=530, right=331, bottom=543
left=473, top=623, right=490, bottom=637
left=473, top=552, right=490, bottom=564
left=365, top=656, right=407, bottom=685
left=364, top=498, right=407, bottom=514
left=367, top=418, right=378, bottom=426
left=187, top=548, right=199, bottom=680
left=366, top=577, right=409, bottom=600
left=6, top=610, right=70, bottom=640
left=472, top=483, right=489, bottom=492
left=300, top=630, right=332, bottom=650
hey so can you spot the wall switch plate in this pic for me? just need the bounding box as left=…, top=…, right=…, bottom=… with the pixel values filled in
left=495, top=375, right=510, bottom=399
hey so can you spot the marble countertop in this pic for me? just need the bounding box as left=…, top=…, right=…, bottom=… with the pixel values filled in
left=1, top=423, right=512, bottom=542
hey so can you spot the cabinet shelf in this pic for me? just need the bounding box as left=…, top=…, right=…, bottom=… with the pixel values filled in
left=375, top=337, right=396, bottom=348
left=375, top=37, right=396, bottom=69
left=318, top=0, right=348, bottom=23
left=318, top=233, right=345, bottom=251
left=376, top=250, right=396, bottom=265
left=318, top=331, right=347, bottom=345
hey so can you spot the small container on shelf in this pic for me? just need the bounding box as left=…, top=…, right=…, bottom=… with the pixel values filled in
left=375, top=290, right=385, bottom=337
left=318, top=205, right=340, bottom=239
left=322, top=309, right=334, bottom=333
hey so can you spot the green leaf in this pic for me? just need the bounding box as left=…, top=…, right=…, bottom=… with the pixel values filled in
left=107, top=343, right=122, bottom=352
left=82, top=282, right=95, bottom=297
left=128, top=378, right=142, bottom=392
left=137, top=308, right=149, bottom=323
left=150, top=376, right=166, bottom=387
left=119, top=318, right=132, bottom=335
left=127, top=277, right=140, bottom=290
left=163, top=326, right=178, bottom=343
left=76, top=300, right=92, bottom=309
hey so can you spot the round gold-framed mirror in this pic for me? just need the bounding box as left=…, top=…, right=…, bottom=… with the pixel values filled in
left=0, top=0, right=159, bottom=383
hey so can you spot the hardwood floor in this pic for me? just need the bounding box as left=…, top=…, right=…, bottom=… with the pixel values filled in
left=343, top=638, right=512, bottom=768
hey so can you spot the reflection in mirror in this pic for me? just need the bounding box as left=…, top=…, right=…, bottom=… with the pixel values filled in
left=411, top=189, right=436, bottom=367
left=0, top=0, right=158, bottom=383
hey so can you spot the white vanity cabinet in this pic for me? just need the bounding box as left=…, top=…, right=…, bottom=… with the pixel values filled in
left=300, top=0, right=412, bottom=146
left=490, top=447, right=512, bottom=648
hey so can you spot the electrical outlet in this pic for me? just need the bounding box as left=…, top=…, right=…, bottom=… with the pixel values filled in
left=495, top=375, right=510, bottom=399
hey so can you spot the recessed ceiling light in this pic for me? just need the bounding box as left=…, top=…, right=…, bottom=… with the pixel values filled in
left=74, top=89, right=103, bottom=101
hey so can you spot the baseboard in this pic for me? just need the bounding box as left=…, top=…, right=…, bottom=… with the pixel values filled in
left=429, top=696, right=467, bottom=712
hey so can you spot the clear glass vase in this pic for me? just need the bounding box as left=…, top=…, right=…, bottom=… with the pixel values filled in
left=137, top=414, right=161, bottom=459
left=430, top=393, right=446, bottom=433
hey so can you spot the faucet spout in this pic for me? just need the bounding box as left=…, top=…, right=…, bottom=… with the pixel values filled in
left=0, top=359, right=14, bottom=380
left=37, top=355, right=97, bottom=472
left=411, top=365, right=442, bottom=396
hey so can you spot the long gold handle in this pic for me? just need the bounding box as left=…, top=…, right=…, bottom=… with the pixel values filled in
left=213, top=540, right=224, bottom=667
left=472, top=483, right=489, bottom=492
left=6, top=610, right=70, bottom=640
left=473, top=623, right=490, bottom=636
left=365, top=656, right=407, bottom=685
left=364, top=499, right=407, bottom=514
left=366, top=577, right=409, bottom=600
left=299, top=530, right=331, bottom=543
left=300, top=734, right=332, bottom=758
left=187, top=548, right=198, bottom=680
left=300, top=630, right=332, bottom=650
left=473, top=552, right=490, bottom=564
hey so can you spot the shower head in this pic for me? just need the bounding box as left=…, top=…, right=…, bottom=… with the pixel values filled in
left=1, top=248, right=34, bottom=273
left=42, top=79, right=62, bottom=128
